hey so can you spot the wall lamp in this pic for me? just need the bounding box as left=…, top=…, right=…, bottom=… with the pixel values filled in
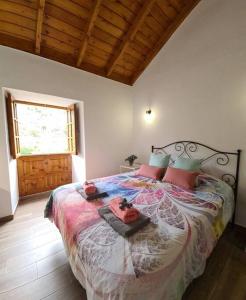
left=144, top=109, right=154, bottom=123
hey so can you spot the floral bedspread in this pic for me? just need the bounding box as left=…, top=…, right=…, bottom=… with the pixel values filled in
left=45, top=172, right=234, bottom=300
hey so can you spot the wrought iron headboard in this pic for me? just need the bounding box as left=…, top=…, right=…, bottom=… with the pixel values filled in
left=152, top=141, right=241, bottom=224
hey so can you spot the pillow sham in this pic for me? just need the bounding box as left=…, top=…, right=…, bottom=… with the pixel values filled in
left=137, top=164, right=165, bottom=180
left=163, top=167, right=199, bottom=190
left=149, top=153, right=170, bottom=168
left=173, top=157, right=201, bottom=171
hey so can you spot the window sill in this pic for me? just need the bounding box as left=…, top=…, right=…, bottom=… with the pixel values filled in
left=17, top=152, right=73, bottom=158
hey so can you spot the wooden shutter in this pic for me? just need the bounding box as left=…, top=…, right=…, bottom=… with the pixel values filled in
left=5, top=92, right=20, bottom=158
left=67, top=104, right=79, bottom=154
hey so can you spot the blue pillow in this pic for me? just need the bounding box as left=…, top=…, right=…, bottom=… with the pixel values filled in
left=149, top=153, right=170, bottom=168
left=173, top=157, right=201, bottom=171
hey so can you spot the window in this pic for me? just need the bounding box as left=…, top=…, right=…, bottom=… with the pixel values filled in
left=6, top=93, right=78, bottom=158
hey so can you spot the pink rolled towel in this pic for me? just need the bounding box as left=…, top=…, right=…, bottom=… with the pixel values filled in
left=83, top=181, right=97, bottom=195
left=109, top=197, right=140, bottom=224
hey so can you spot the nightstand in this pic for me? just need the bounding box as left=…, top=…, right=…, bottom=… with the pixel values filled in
left=120, top=164, right=140, bottom=173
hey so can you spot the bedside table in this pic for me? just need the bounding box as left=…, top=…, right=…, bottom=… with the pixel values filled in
left=120, top=164, right=140, bottom=173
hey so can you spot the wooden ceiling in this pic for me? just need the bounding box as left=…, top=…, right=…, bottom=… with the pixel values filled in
left=0, top=0, right=200, bottom=85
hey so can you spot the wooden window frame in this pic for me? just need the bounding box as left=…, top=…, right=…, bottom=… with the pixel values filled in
left=6, top=93, right=20, bottom=158
left=5, top=96, right=79, bottom=158
left=67, top=104, right=79, bottom=154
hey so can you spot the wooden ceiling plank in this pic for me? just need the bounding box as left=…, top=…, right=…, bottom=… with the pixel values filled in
left=122, top=54, right=142, bottom=69
left=106, top=0, right=156, bottom=76
left=118, top=0, right=142, bottom=15
left=92, top=26, right=119, bottom=48
left=45, top=3, right=87, bottom=31
left=150, top=4, right=170, bottom=29
left=80, top=61, right=131, bottom=85
left=43, top=24, right=81, bottom=48
left=124, top=45, right=146, bottom=61
left=71, top=0, right=93, bottom=11
left=89, top=36, right=114, bottom=54
left=0, top=32, right=34, bottom=52
left=127, top=40, right=149, bottom=57
left=42, top=35, right=76, bottom=55
left=84, top=52, right=107, bottom=68
left=131, top=0, right=201, bottom=84
left=113, top=64, right=133, bottom=77
left=0, top=10, right=36, bottom=31
left=50, top=0, right=90, bottom=20
left=156, top=0, right=178, bottom=20
left=86, top=44, right=111, bottom=60
left=134, top=31, right=155, bottom=49
left=0, top=1, right=36, bottom=20
left=116, top=58, right=136, bottom=72
left=76, top=0, right=102, bottom=67
left=5, top=0, right=38, bottom=10
left=103, top=0, right=135, bottom=23
left=140, top=22, right=160, bottom=43
left=41, top=45, right=76, bottom=65
left=99, top=5, right=130, bottom=32
left=168, top=0, right=183, bottom=12
left=145, top=14, right=165, bottom=34
left=88, top=40, right=114, bottom=57
left=35, top=0, right=45, bottom=54
left=95, top=16, right=124, bottom=39
left=0, top=21, right=35, bottom=41
left=44, top=16, right=83, bottom=40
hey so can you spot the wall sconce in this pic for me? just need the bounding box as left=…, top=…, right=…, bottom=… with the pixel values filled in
left=144, top=109, right=154, bottom=123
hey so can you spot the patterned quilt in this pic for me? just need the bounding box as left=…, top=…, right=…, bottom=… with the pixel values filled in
left=45, top=172, right=234, bottom=300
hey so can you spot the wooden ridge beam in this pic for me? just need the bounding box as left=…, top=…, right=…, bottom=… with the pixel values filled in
left=131, top=0, right=201, bottom=84
left=106, top=0, right=156, bottom=77
left=35, top=0, right=45, bottom=54
left=76, top=0, right=102, bottom=67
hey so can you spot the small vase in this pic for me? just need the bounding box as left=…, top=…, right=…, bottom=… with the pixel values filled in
left=129, top=160, right=134, bottom=166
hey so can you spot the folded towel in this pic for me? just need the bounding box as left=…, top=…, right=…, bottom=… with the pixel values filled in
left=83, top=181, right=97, bottom=195
left=77, top=187, right=108, bottom=201
left=98, top=206, right=150, bottom=237
left=109, top=197, right=140, bottom=224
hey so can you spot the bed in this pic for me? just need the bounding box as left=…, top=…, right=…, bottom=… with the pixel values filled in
left=44, top=141, right=241, bottom=300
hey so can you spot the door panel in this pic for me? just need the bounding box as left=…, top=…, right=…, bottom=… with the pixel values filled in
left=17, top=154, right=72, bottom=197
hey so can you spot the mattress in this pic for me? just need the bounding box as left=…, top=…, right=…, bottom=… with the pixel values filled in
left=45, top=172, right=234, bottom=300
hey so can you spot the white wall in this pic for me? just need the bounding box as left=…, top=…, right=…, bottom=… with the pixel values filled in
left=132, top=0, right=246, bottom=227
left=0, top=46, right=132, bottom=218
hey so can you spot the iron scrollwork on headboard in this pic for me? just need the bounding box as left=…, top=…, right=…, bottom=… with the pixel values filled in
left=152, top=141, right=241, bottom=225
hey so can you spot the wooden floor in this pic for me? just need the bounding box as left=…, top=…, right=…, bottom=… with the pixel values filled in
left=0, top=196, right=245, bottom=300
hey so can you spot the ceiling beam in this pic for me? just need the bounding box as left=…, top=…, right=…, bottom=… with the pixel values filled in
left=76, top=0, right=102, bottom=67
left=106, top=0, right=156, bottom=77
left=35, top=0, right=45, bottom=54
left=131, top=0, right=201, bottom=84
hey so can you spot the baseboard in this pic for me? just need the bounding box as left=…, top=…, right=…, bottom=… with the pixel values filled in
left=20, top=190, right=51, bottom=201
left=0, top=214, right=14, bottom=223
left=235, top=221, right=246, bottom=229
left=234, top=223, right=246, bottom=234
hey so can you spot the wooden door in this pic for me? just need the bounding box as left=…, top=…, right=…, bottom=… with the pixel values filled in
left=17, top=154, right=72, bottom=197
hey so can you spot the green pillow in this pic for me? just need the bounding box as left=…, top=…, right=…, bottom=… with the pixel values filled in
left=174, top=157, right=201, bottom=171
left=149, top=153, right=170, bottom=168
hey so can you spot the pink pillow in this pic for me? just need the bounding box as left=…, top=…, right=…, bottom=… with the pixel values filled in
left=136, top=164, right=165, bottom=180
left=163, top=167, right=199, bottom=190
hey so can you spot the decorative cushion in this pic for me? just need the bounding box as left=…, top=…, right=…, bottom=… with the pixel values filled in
left=163, top=167, right=199, bottom=190
left=149, top=153, right=171, bottom=168
left=173, top=157, right=201, bottom=171
left=136, top=164, right=165, bottom=180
